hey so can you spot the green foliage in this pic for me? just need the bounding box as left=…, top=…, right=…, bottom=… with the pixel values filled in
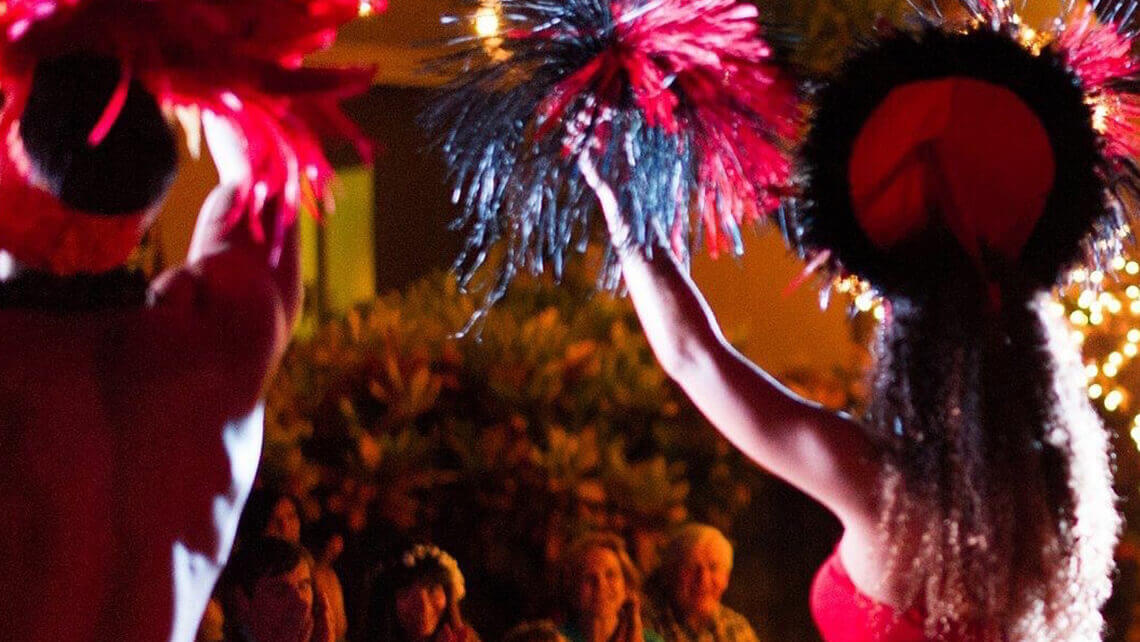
left=264, top=265, right=758, bottom=625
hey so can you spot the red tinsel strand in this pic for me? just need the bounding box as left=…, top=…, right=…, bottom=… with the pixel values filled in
left=1059, top=5, right=1140, bottom=160
left=534, top=0, right=794, bottom=255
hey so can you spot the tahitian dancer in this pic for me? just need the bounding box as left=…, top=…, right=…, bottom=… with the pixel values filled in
left=0, top=1, right=378, bottom=640
left=430, top=0, right=1139, bottom=639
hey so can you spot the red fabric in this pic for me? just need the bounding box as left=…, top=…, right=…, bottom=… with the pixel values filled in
left=810, top=549, right=926, bottom=642
left=847, top=77, right=1054, bottom=270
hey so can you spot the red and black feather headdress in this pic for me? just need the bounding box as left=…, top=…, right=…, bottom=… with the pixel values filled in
left=0, top=0, right=382, bottom=274
left=425, top=0, right=797, bottom=315
left=790, top=0, right=1140, bottom=303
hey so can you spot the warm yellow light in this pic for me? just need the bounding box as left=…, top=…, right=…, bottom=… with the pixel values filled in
left=1089, top=383, right=1104, bottom=399
left=1129, top=261, right=1140, bottom=275
left=474, top=5, right=501, bottom=38
left=873, top=306, right=886, bottom=321
left=1104, top=362, right=1119, bottom=377
left=1072, top=330, right=1086, bottom=345
left=358, top=0, right=375, bottom=16
left=1109, top=352, right=1124, bottom=365
left=1071, top=310, right=1089, bottom=326
left=1129, top=328, right=1140, bottom=343
left=1130, top=424, right=1140, bottom=449
left=1107, top=298, right=1123, bottom=314
left=1079, top=290, right=1096, bottom=309
left=1125, top=343, right=1138, bottom=358
left=1113, top=256, right=1128, bottom=271
left=1130, top=300, right=1140, bottom=315
left=1127, top=285, right=1140, bottom=299
left=1092, top=102, right=1111, bottom=134
left=1105, top=389, right=1125, bottom=411
left=1090, top=270, right=1106, bottom=285
left=1072, top=268, right=1089, bottom=283
left=855, top=292, right=875, bottom=312
left=835, top=279, right=851, bottom=293
left=1086, top=363, right=1100, bottom=379
left=1090, top=310, right=1105, bottom=326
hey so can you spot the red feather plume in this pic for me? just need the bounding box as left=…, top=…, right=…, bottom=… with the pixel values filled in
left=0, top=0, right=382, bottom=269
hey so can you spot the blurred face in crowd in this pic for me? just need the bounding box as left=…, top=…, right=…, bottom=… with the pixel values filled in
left=576, top=547, right=628, bottom=621
left=242, top=560, right=315, bottom=642
left=266, top=497, right=302, bottom=543
left=395, top=581, right=448, bottom=641
left=673, top=537, right=732, bottom=622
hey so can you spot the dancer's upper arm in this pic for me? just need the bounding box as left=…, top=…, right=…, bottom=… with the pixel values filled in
left=580, top=156, right=880, bottom=528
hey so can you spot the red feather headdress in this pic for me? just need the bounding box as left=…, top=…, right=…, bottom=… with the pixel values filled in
left=0, top=0, right=382, bottom=274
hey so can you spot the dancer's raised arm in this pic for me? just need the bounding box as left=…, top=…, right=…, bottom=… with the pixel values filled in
left=579, top=156, right=879, bottom=530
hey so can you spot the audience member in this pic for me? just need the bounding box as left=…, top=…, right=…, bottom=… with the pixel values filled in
left=363, top=543, right=480, bottom=642
left=644, top=525, right=759, bottom=642
left=560, top=533, right=664, bottom=642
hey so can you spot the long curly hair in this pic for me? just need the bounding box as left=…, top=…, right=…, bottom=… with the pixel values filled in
left=864, top=255, right=1118, bottom=639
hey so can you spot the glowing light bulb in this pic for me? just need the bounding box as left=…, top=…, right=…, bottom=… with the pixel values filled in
left=1104, top=362, right=1119, bottom=377
left=1091, top=270, right=1106, bottom=285
left=1089, top=383, right=1104, bottom=399
left=1086, top=364, right=1100, bottom=379
left=1105, top=389, right=1125, bottom=411
left=474, top=5, right=501, bottom=38
left=1071, top=310, right=1090, bottom=326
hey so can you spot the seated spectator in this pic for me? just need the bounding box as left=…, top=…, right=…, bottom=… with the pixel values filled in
left=504, top=620, right=569, bottom=642
left=644, top=525, right=759, bottom=642
left=304, top=517, right=351, bottom=642
left=560, top=532, right=664, bottom=642
left=237, top=488, right=304, bottom=544
left=220, top=536, right=333, bottom=642
left=363, top=543, right=480, bottom=642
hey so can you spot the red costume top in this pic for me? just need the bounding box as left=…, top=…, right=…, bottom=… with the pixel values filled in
left=809, top=549, right=926, bottom=642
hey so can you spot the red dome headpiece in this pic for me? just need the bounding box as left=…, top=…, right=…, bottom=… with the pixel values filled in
left=0, top=0, right=383, bottom=274
left=792, top=0, right=1140, bottom=302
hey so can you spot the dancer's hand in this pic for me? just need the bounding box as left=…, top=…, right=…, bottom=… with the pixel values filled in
left=202, top=111, right=251, bottom=188
left=577, top=151, right=632, bottom=250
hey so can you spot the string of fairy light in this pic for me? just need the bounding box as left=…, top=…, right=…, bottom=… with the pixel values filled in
left=1058, top=258, right=1140, bottom=447
left=833, top=250, right=1140, bottom=450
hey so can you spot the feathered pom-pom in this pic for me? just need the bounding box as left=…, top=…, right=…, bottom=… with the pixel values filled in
left=0, top=0, right=383, bottom=265
left=425, top=0, right=796, bottom=314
